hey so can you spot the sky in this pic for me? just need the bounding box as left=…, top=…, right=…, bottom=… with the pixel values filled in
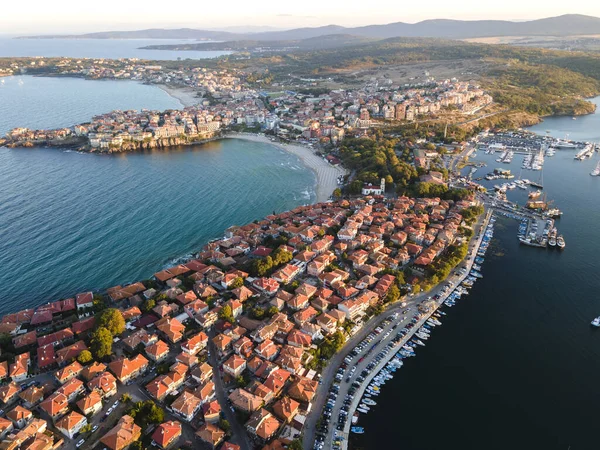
left=1, top=0, right=599, bottom=34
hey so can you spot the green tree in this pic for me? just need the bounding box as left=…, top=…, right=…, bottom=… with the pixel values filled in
left=81, top=423, right=93, bottom=434
left=219, top=305, right=235, bottom=324
left=229, top=277, right=244, bottom=290
left=97, top=308, right=125, bottom=336
left=219, top=419, right=231, bottom=435
left=266, top=306, right=280, bottom=318
left=141, top=298, right=156, bottom=313
left=90, top=327, right=113, bottom=359
left=121, top=393, right=132, bottom=403
left=384, top=284, right=401, bottom=304
left=333, top=188, right=342, bottom=198
left=130, top=442, right=143, bottom=450
left=77, top=350, right=93, bottom=365
left=289, top=439, right=303, bottom=450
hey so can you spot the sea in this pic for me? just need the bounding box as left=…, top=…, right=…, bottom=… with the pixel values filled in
left=0, top=37, right=230, bottom=60
left=0, top=75, right=183, bottom=135
left=0, top=74, right=315, bottom=313
left=350, top=100, right=600, bottom=450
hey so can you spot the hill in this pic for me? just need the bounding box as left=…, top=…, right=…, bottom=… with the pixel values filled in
left=21, top=14, right=600, bottom=41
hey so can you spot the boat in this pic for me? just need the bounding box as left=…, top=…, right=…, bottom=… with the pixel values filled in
left=351, top=427, right=365, bottom=434
left=592, top=317, right=600, bottom=327
left=591, top=161, right=600, bottom=176
left=557, top=235, right=565, bottom=249
left=357, top=407, right=369, bottom=414
left=352, top=413, right=359, bottom=424
left=359, top=404, right=370, bottom=411
left=362, top=398, right=376, bottom=406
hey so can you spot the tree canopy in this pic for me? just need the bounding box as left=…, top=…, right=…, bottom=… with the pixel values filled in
left=97, top=308, right=125, bottom=336
left=90, top=327, right=113, bottom=359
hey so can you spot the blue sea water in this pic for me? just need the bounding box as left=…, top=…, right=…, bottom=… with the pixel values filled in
left=0, top=75, right=183, bottom=135
left=0, top=140, right=315, bottom=313
left=0, top=37, right=230, bottom=60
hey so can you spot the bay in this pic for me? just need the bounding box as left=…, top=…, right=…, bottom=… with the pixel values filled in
left=351, top=107, right=600, bottom=450
left=0, top=140, right=315, bottom=314
left=0, top=37, right=230, bottom=60
left=0, top=75, right=183, bottom=136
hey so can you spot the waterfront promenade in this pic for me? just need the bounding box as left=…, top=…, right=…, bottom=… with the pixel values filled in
left=303, top=209, right=492, bottom=450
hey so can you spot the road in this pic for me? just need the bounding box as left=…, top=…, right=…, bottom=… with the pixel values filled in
left=207, top=332, right=252, bottom=450
left=303, top=208, right=491, bottom=450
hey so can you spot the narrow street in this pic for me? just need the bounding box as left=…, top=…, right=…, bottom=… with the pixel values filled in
left=208, top=332, right=252, bottom=450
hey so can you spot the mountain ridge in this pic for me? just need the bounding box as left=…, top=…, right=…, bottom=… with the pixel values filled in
left=19, top=14, right=600, bottom=41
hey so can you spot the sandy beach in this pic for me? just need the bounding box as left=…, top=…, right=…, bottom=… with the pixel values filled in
left=224, top=132, right=347, bottom=203
left=157, top=84, right=201, bottom=107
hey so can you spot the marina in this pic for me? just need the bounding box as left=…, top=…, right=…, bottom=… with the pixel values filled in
left=323, top=212, right=495, bottom=450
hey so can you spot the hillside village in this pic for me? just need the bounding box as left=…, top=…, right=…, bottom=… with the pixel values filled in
left=0, top=193, right=480, bottom=450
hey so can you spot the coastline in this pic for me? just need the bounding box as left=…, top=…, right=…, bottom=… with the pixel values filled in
left=156, top=84, right=201, bottom=107
left=223, top=132, right=347, bottom=204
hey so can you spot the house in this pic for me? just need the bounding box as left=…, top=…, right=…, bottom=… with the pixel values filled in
left=56, top=410, right=87, bottom=439
left=122, top=329, right=158, bottom=351
left=87, top=371, right=118, bottom=398
left=81, top=361, right=107, bottom=381
left=175, top=352, right=198, bottom=367
left=272, top=396, right=300, bottom=423
left=39, top=392, right=69, bottom=421
left=228, top=388, right=263, bottom=413
left=6, top=405, right=33, bottom=429
left=212, top=334, right=233, bottom=357
left=57, top=377, right=85, bottom=402
left=316, top=313, right=338, bottom=335
left=101, top=415, right=141, bottom=450
left=0, top=361, right=8, bottom=382
left=233, top=336, right=254, bottom=358
left=155, top=317, right=185, bottom=343
left=9, top=353, right=29, bottom=382
left=264, top=368, right=292, bottom=395
left=288, top=377, right=318, bottom=404
left=223, top=355, right=247, bottom=378
left=54, top=360, right=83, bottom=384
left=254, top=340, right=279, bottom=361
left=77, top=390, right=103, bottom=416
left=190, top=362, right=213, bottom=384
left=146, top=373, right=183, bottom=401
left=202, top=400, right=221, bottom=423
left=293, top=306, right=318, bottom=326
left=170, top=391, right=202, bottom=422
left=0, top=417, right=13, bottom=440
left=181, top=331, right=208, bottom=355
left=196, top=423, right=225, bottom=449
left=194, top=380, right=216, bottom=405
left=287, top=329, right=312, bottom=348
left=252, top=278, right=280, bottom=296
left=245, top=408, right=281, bottom=442
left=146, top=340, right=170, bottom=362
left=108, top=354, right=149, bottom=384
left=18, top=386, right=45, bottom=408
left=152, top=421, right=182, bottom=449
left=75, top=292, right=93, bottom=310
left=0, top=382, right=21, bottom=406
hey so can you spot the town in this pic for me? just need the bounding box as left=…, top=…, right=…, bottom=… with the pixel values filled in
left=1, top=59, right=492, bottom=151
left=0, top=192, right=481, bottom=450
